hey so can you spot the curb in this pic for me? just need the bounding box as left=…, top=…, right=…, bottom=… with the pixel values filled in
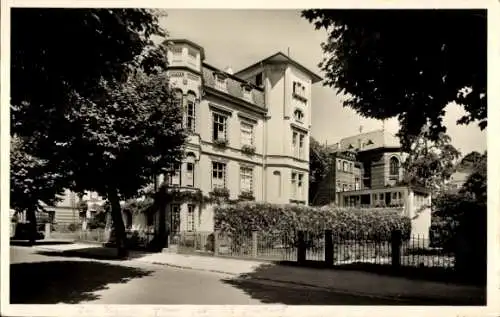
left=138, top=260, right=438, bottom=304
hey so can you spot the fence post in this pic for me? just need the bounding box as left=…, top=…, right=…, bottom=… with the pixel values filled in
left=391, top=229, right=402, bottom=268
left=297, top=231, right=306, bottom=264
left=214, top=230, right=220, bottom=256
left=324, top=230, right=333, bottom=267
left=44, top=223, right=51, bottom=239
left=252, top=231, right=258, bottom=258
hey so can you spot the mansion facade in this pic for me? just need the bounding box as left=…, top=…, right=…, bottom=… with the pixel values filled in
left=150, top=39, right=322, bottom=237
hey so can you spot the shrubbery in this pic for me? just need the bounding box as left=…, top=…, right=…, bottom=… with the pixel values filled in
left=214, top=202, right=411, bottom=242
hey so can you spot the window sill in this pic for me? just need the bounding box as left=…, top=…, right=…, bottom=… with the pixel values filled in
left=292, top=93, right=308, bottom=103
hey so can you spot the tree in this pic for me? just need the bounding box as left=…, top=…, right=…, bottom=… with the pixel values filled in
left=402, top=131, right=461, bottom=192
left=56, top=70, right=185, bottom=257
left=10, top=9, right=185, bottom=256
left=308, top=137, right=332, bottom=202
left=301, top=10, right=486, bottom=151
left=10, top=136, right=67, bottom=243
left=457, top=151, right=484, bottom=172
left=459, top=151, right=487, bottom=204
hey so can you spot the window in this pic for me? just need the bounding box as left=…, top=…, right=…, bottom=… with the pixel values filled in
left=168, top=163, right=181, bottom=186
left=182, top=153, right=195, bottom=187
left=240, top=122, right=253, bottom=146
left=170, top=204, right=180, bottom=234
left=297, top=173, right=304, bottom=198
left=354, top=177, right=360, bottom=190
left=293, top=81, right=307, bottom=101
left=187, top=48, right=197, bottom=65
left=291, top=172, right=297, bottom=198
left=215, top=74, right=227, bottom=91
left=343, top=184, right=348, bottom=192
left=186, top=162, right=194, bottom=187
left=348, top=184, right=353, bottom=191
left=294, top=109, right=304, bottom=122
left=337, top=159, right=341, bottom=171
left=212, top=162, right=226, bottom=189
left=343, top=161, right=348, bottom=172
left=212, top=113, right=227, bottom=141
left=186, top=94, right=196, bottom=133
left=187, top=205, right=195, bottom=232
left=389, top=157, right=400, bottom=177
left=336, top=181, right=341, bottom=192
left=292, top=131, right=298, bottom=156
left=299, top=134, right=305, bottom=158
left=240, top=167, right=253, bottom=193
left=292, top=130, right=305, bottom=158
left=172, top=46, right=183, bottom=61
left=255, top=73, right=263, bottom=87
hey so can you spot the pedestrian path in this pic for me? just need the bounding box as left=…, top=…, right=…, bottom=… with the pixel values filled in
left=27, top=242, right=485, bottom=304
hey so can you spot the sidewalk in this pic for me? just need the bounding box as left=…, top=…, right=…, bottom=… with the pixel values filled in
left=30, top=243, right=485, bottom=304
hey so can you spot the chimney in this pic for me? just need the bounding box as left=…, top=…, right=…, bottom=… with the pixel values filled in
left=224, top=66, right=234, bottom=75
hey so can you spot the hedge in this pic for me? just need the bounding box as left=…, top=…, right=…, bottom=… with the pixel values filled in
left=214, top=202, right=411, bottom=242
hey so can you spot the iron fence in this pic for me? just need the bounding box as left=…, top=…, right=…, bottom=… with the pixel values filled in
left=176, top=229, right=456, bottom=271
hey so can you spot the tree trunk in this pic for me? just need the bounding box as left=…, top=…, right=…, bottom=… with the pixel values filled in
left=107, top=187, right=128, bottom=258
left=26, top=208, right=37, bottom=246
left=156, top=185, right=169, bottom=250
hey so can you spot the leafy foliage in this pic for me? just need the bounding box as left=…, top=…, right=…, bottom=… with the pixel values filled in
left=10, top=136, right=67, bottom=214
left=431, top=152, right=486, bottom=252
left=308, top=137, right=332, bottom=202
left=459, top=151, right=487, bottom=204
left=122, top=197, right=155, bottom=215
left=302, top=9, right=486, bottom=151
left=402, top=132, right=461, bottom=191
left=10, top=8, right=185, bottom=255
left=61, top=70, right=186, bottom=199
left=457, top=151, right=484, bottom=172
left=214, top=202, right=411, bottom=242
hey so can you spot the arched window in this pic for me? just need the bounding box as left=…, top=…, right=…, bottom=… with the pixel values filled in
left=389, top=157, right=400, bottom=176
left=294, top=109, right=304, bottom=122
left=185, top=152, right=196, bottom=187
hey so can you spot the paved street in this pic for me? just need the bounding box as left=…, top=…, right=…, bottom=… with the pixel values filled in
left=10, top=246, right=428, bottom=305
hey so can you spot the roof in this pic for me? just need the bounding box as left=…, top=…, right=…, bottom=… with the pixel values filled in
left=235, top=52, right=323, bottom=84
left=163, top=39, right=206, bottom=60
left=339, top=129, right=401, bottom=152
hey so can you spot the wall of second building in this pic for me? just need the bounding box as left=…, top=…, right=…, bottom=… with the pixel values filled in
left=357, top=151, right=405, bottom=189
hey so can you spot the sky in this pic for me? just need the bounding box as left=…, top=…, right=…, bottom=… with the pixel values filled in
left=159, top=9, right=487, bottom=156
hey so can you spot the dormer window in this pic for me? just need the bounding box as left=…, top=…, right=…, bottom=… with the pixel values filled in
left=214, top=72, right=227, bottom=91
left=241, top=83, right=253, bottom=102
left=294, top=109, right=304, bottom=122
left=293, top=81, right=307, bottom=102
